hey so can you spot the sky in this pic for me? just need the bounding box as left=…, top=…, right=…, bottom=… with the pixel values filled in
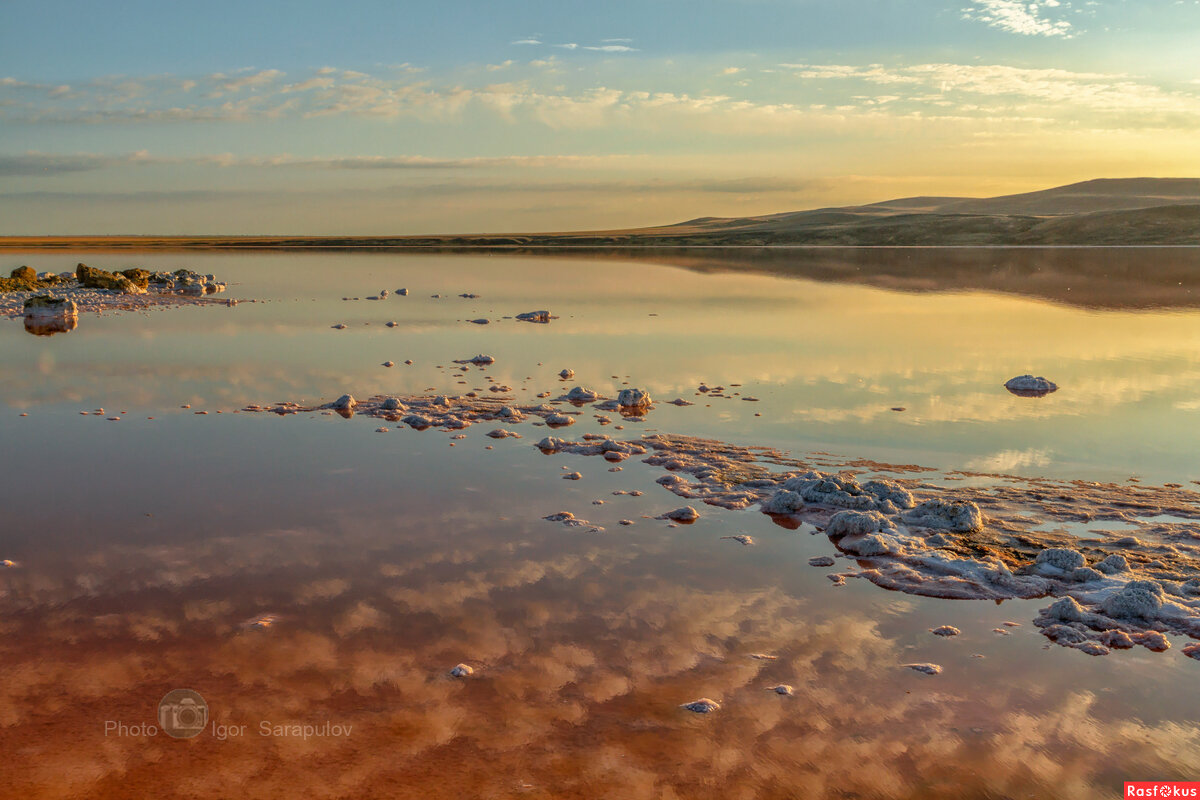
left=2, top=0, right=1200, bottom=234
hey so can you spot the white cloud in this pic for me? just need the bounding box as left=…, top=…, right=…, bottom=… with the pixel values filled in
left=962, top=0, right=1075, bottom=37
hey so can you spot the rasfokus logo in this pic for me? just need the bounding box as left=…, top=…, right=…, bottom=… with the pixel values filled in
left=157, top=689, right=209, bottom=739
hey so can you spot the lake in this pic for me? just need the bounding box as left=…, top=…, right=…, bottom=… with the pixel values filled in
left=3, top=248, right=1200, bottom=798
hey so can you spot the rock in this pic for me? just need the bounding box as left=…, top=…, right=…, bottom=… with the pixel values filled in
left=23, top=295, right=78, bottom=318
left=397, top=288, right=409, bottom=296
left=76, top=263, right=142, bottom=294
left=382, top=361, right=395, bottom=368
left=563, top=472, right=582, bottom=480
left=459, top=354, right=495, bottom=365
left=516, top=310, right=554, bottom=323
left=119, top=268, right=151, bottom=289
left=930, top=626, right=960, bottom=637
left=808, top=556, right=836, bottom=567
left=449, top=664, right=474, bottom=677
left=680, top=698, right=721, bottom=713
left=545, top=414, right=575, bottom=427
left=486, top=429, right=521, bottom=439
left=721, top=534, right=754, bottom=545
left=381, top=397, right=404, bottom=411
left=329, top=394, right=356, bottom=411
left=332, top=323, right=347, bottom=329
left=903, top=663, right=942, bottom=675
left=386, top=321, right=398, bottom=327
left=617, top=388, right=652, bottom=408
left=1005, top=375, right=1058, bottom=397
left=536, top=436, right=568, bottom=451
left=558, top=369, right=575, bottom=379
left=469, top=318, right=490, bottom=325
left=767, top=685, right=795, bottom=696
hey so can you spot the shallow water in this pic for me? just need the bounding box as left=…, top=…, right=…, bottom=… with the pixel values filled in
left=3, top=249, right=1200, bottom=798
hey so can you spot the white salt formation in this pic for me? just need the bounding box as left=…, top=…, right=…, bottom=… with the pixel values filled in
left=565, top=387, right=600, bottom=402
left=244, top=390, right=1200, bottom=660
left=617, top=388, right=652, bottom=408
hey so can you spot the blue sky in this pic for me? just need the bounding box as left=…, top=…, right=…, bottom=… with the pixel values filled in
left=3, top=0, right=1199, bottom=233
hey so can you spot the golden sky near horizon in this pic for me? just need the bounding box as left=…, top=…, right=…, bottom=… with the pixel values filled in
left=3, top=0, right=1200, bottom=233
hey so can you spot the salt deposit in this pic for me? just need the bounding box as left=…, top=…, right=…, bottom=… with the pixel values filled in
left=617, top=388, right=652, bottom=408
left=241, top=390, right=1200, bottom=660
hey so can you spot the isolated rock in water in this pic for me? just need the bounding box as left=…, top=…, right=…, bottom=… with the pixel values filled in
left=901, top=499, right=984, bottom=532
left=1005, top=375, right=1059, bottom=397
left=23, top=295, right=78, bottom=318
left=546, top=414, right=575, bottom=427
left=487, top=428, right=520, bottom=439
left=661, top=506, right=700, bottom=522
left=826, top=510, right=890, bottom=538
left=761, top=489, right=804, bottom=515
left=563, top=472, right=582, bottom=481
left=680, top=698, right=721, bottom=713
left=617, top=388, right=652, bottom=408
left=566, top=386, right=599, bottom=402
left=397, top=288, right=409, bottom=296
left=516, top=310, right=553, bottom=323
left=559, top=369, right=575, bottom=379
left=331, top=323, right=347, bottom=329
left=1101, top=580, right=1165, bottom=620
left=781, top=471, right=914, bottom=513
left=24, top=315, right=77, bottom=336
left=449, top=664, right=474, bottom=678
left=469, top=318, right=490, bottom=325
left=903, top=663, right=943, bottom=675
left=931, top=626, right=961, bottom=637
left=459, top=354, right=495, bottom=365
left=767, top=685, right=795, bottom=696
left=721, top=534, right=754, bottom=545
left=808, top=556, right=836, bottom=567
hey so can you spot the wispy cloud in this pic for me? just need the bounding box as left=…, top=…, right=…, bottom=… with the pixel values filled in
left=962, top=0, right=1075, bottom=38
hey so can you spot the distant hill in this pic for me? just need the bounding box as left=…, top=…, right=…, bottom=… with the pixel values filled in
left=3, top=178, right=1199, bottom=248
left=636, top=178, right=1200, bottom=246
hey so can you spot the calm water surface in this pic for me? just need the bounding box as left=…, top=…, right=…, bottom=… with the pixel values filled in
left=2, top=250, right=1199, bottom=798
